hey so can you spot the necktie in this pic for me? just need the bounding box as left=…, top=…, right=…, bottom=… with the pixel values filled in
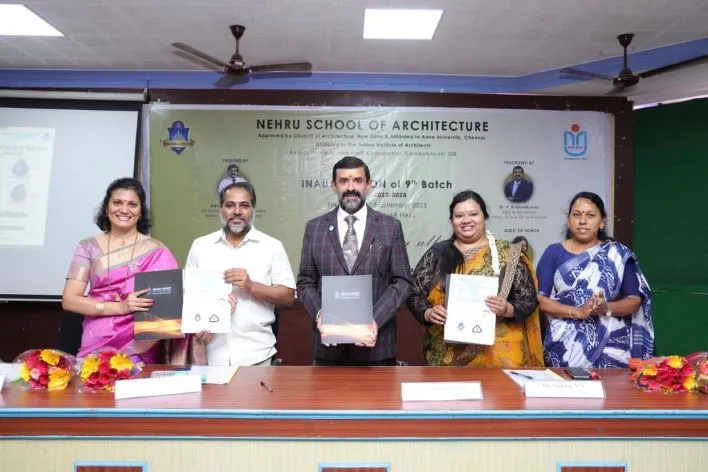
left=343, top=214, right=358, bottom=272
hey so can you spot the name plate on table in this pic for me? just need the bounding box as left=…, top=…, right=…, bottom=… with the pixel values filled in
left=115, top=374, right=202, bottom=400
left=524, top=380, right=605, bottom=398
left=401, top=381, right=483, bottom=402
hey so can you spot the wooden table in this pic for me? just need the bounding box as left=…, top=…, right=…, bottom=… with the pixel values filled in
left=1, top=367, right=706, bottom=472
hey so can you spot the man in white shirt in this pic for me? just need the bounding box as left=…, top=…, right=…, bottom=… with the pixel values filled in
left=187, top=181, right=295, bottom=366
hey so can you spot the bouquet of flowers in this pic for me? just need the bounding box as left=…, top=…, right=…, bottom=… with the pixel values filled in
left=686, top=351, right=708, bottom=394
left=14, top=349, right=75, bottom=391
left=78, top=349, right=143, bottom=392
left=631, top=355, right=697, bottom=393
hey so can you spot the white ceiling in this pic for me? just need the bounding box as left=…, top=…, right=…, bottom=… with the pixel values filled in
left=1, top=0, right=707, bottom=104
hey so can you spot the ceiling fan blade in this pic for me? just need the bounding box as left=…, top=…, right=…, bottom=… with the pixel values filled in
left=249, top=62, right=313, bottom=73
left=172, top=50, right=224, bottom=73
left=559, top=67, right=614, bottom=81
left=559, top=74, right=597, bottom=82
left=251, top=71, right=313, bottom=81
left=213, top=73, right=250, bottom=88
left=172, top=42, right=229, bottom=69
left=638, top=54, right=708, bottom=79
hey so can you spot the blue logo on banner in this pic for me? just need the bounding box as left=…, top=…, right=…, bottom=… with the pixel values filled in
left=161, top=120, right=195, bottom=155
left=563, top=123, right=588, bottom=158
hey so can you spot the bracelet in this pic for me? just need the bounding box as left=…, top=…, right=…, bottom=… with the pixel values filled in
left=504, top=303, right=513, bottom=318
left=96, top=302, right=105, bottom=314
left=568, top=308, right=577, bottom=320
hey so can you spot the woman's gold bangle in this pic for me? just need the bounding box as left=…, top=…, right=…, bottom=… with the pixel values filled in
left=568, top=308, right=576, bottom=320
left=96, top=302, right=105, bottom=314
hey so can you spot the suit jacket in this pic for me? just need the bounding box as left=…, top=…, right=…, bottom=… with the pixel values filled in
left=297, top=205, right=412, bottom=362
left=504, top=179, right=533, bottom=202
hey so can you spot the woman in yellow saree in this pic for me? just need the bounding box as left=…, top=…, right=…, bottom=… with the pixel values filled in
left=407, top=190, right=544, bottom=367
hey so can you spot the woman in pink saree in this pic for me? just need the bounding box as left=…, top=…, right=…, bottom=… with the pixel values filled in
left=62, top=178, right=204, bottom=364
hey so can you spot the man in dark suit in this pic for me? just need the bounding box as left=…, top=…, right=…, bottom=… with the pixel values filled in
left=297, top=156, right=412, bottom=366
left=504, top=166, right=534, bottom=202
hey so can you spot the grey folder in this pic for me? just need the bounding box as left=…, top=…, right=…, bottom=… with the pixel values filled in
left=321, top=274, right=374, bottom=344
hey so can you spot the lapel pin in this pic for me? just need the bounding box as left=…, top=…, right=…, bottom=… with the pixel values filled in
left=328, top=225, right=334, bottom=231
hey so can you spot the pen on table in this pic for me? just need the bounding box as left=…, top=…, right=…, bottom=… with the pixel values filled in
left=508, top=371, right=534, bottom=380
left=259, top=380, right=274, bottom=393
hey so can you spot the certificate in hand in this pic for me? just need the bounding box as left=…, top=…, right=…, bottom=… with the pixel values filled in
left=444, top=274, right=499, bottom=345
left=180, top=268, right=232, bottom=334
left=320, top=274, right=374, bottom=344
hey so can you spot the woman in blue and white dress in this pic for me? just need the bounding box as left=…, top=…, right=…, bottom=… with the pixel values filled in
left=536, top=192, right=653, bottom=368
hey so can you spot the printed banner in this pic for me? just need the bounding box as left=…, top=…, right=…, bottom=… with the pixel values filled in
left=149, top=106, right=612, bottom=270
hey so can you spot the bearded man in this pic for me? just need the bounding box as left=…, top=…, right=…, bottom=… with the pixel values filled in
left=187, top=181, right=295, bottom=366
left=296, top=156, right=412, bottom=366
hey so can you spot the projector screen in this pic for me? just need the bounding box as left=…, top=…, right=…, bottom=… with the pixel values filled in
left=0, top=99, right=140, bottom=301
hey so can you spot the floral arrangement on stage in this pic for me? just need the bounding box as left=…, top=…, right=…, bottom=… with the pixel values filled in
left=78, top=349, right=143, bottom=392
left=686, top=351, right=708, bottom=394
left=630, top=355, right=697, bottom=393
left=14, top=349, right=75, bottom=391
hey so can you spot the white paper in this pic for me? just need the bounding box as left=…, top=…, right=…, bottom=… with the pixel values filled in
left=401, top=381, right=483, bottom=402
left=503, top=369, right=565, bottom=387
left=524, top=380, right=606, bottom=398
left=0, top=363, right=21, bottom=384
left=0, top=127, right=55, bottom=246
left=181, top=268, right=232, bottom=333
left=444, top=274, right=499, bottom=345
left=114, top=374, right=202, bottom=399
left=189, top=365, right=238, bottom=385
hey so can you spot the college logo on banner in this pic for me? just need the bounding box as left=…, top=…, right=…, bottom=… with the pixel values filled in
left=563, top=123, right=588, bottom=158
left=161, top=120, right=195, bottom=155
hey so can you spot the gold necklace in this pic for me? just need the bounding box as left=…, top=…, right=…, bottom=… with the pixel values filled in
left=106, top=231, right=139, bottom=303
left=454, top=238, right=488, bottom=252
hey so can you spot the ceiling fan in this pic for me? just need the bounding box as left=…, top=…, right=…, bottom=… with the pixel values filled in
left=172, top=25, right=313, bottom=86
left=560, top=33, right=708, bottom=95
